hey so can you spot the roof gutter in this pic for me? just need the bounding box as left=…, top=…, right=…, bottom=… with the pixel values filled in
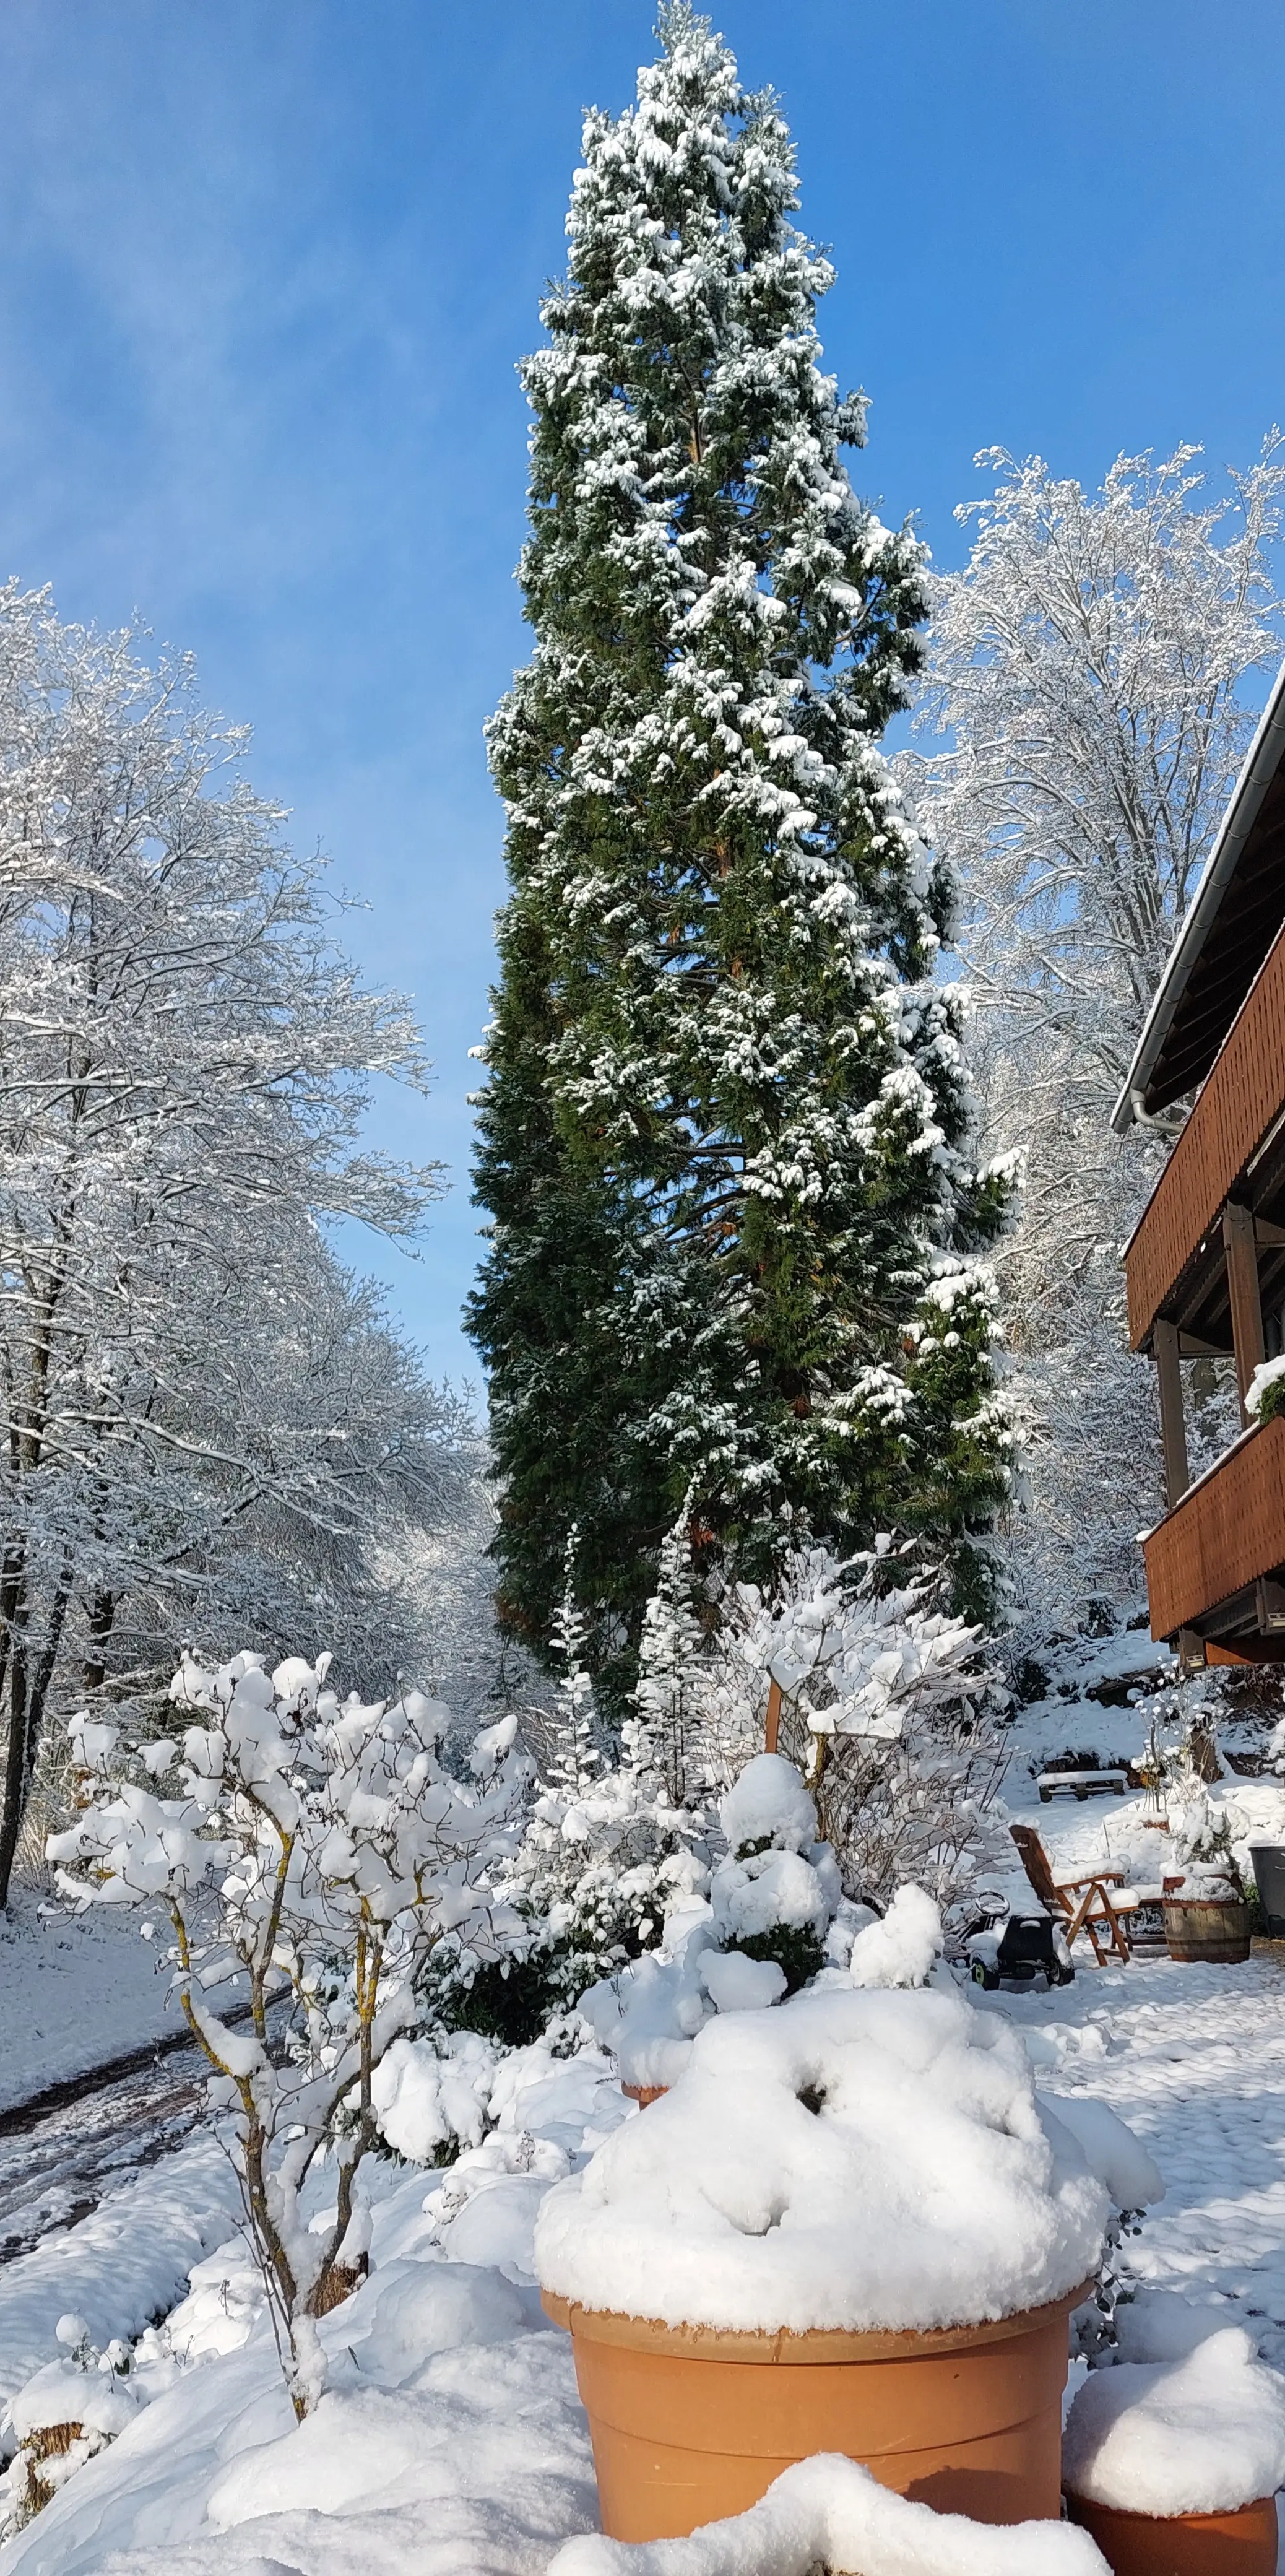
left=1110, top=654, right=1285, bottom=1134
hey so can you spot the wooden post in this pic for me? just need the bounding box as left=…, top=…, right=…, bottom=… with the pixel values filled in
left=1224, top=1200, right=1266, bottom=1417
left=764, top=1676, right=782, bottom=1755
left=1153, top=1317, right=1190, bottom=1507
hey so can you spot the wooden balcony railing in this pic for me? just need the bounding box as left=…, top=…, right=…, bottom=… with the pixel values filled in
left=1125, top=917, right=1285, bottom=1348
left=1142, top=1412, right=1285, bottom=1639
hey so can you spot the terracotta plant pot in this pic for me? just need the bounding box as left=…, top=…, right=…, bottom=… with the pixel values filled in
left=1065, top=2486, right=1278, bottom=2573
left=542, top=2281, right=1090, bottom=2543
left=1162, top=1878, right=1251, bottom=1964
left=620, top=2082, right=668, bottom=2108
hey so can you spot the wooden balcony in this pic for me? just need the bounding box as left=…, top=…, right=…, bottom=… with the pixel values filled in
left=1142, top=1412, right=1285, bottom=1643
left=1125, top=917, right=1285, bottom=1350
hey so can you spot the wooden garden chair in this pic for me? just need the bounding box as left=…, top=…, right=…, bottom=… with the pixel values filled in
left=1010, top=1823, right=1138, bottom=1967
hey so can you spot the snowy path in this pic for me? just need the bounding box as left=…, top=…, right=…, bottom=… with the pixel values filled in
left=0, top=1907, right=186, bottom=2118
left=0, top=2124, right=244, bottom=2410
left=0, top=2050, right=207, bottom=2266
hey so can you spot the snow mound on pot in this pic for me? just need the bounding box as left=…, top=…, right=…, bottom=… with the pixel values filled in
left=547, top=2451, right=1109, bottom=2573
left=535, top=1986, right=1112, bottom=2335
left=1063, top=2325, right=1285, bottom=2516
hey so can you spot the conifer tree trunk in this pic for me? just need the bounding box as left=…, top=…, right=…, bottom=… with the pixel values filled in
left=470, top=4, right=1010, bottom=1686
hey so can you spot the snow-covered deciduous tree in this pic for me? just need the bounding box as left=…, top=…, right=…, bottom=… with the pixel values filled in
left=0, top=588, right=449, bottom=1905
left=709, top=1542, right=1006, bottom=1907
left=469, top=4, right=1011, bottom=1694
left=906, top=443, right=1285, bottom=1637
left=48, top=1650, right=527, bottom=2418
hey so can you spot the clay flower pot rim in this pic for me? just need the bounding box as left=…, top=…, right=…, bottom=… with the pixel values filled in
left=1065, top=2484, right=1276, bottom=2525
left=540, top=2277, right=1096, bottom=2364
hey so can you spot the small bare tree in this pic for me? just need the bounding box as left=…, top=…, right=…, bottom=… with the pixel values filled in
left=49, top=1650, right=527, bottom=2418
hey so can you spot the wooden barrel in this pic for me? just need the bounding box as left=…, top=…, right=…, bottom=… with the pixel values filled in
left=1162, top=1891, right=1251, bottom=1964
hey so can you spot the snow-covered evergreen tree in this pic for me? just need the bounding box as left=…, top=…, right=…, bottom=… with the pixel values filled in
left=634, top=1503, right=709, bottom=1806
left=907, top=443, right=1285, bottom=1640
left=470, top=6, right=1010, bottom=1688
left=546, top=1528, right=601, bottom=1793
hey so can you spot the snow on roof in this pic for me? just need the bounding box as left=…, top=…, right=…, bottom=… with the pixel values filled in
left=1112, top=654, right=1285, bottom=1132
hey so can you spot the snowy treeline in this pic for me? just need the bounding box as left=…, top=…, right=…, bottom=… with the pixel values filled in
left=0, top=589, right=485, bottom=1903
left=907, top=442, right=1285, bottom=1641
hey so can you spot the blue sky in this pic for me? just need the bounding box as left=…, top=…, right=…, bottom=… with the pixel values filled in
left=2, top=0, right=1283, bottom=1386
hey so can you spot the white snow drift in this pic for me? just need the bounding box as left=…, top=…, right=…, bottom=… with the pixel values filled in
left=535, top=1986, right=1115, bottom=2335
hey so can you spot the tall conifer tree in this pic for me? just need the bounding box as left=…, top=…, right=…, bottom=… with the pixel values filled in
left=470, top=7, right=1008, bottom=1686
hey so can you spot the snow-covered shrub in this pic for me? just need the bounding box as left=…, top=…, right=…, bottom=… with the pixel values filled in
left=1247, top=1354, right=1285, bottom=1428
left=369, top=2030, right=498, bottom=2165
left=709, top=1753, right=841, bottom=1994
left=580, top=1748, right=952, bottom=2094
left=429, top=1714, right=710, bottom=2045
left=46, top=1649, right=528, bottom=2419
left=737, top=1545, right=1007, bottom=1907
left=634, top=1506, right=718, bottom=1808
left=428, top=1531, right=715, bottom=2044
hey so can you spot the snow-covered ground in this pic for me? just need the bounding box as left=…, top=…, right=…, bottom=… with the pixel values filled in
left=6, top=1789, right=1285, bottom=2572
left=0, top=2130, right=246, bottom=2418
left=0, top=1900, right=188, bottom=2116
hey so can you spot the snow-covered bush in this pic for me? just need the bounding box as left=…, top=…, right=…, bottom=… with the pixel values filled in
left=710, top=1753, right=841, bottom=1995
left=430, top=1707, right=710, bottom=2045
left=582, top=1746, right=955, bottom=2104
left=1169, top=1776, right=1240, bottom=1887
left=735, top=1545, right=1007, bottom=1907
left=1247, top=1354, right=1285, bottom=1428
left=46, top=1649, right=527, bottom=2419
left=428, top=1530, right=716, bottom=2044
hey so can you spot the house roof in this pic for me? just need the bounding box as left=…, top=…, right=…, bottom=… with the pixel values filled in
left=1111, top=656, right=1285, bottom=1133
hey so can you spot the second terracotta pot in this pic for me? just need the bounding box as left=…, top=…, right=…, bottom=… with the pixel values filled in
left=620, top=2082, right=668, bottom=2109
left=542, top=2283, right=1089, bottom=2543
left=1065, top=2487, right=1278, bottom=2573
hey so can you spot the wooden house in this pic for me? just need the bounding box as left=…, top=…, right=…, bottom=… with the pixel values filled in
left=1113, top=664, right=1285, bottom=1667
